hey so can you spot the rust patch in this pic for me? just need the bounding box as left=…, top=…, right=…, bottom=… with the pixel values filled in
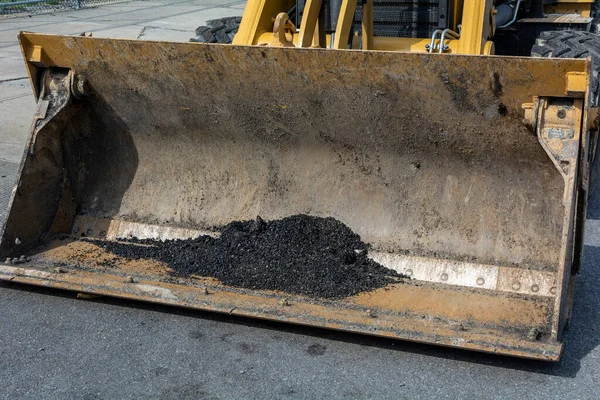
left=37, top=239, right=171, bottom=277
left=353, top=283, right=552, bottom=328
left=28, top=239, right=552, bottom=330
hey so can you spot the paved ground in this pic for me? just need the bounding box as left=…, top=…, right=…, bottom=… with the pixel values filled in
left=1, top=1, right=600, bottom=399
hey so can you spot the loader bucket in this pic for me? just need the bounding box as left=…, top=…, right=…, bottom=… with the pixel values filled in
left=0, top=32, right=594, bottom=361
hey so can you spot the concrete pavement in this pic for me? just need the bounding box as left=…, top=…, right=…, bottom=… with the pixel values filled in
left=1, top=1, right=600, bottom=398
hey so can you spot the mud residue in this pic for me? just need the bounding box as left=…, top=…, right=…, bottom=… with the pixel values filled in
left=89, top=215, right=403, bottom=298
left=441, top=72, right=474, bottom=112
left=490, top=71, right=503, bottom=97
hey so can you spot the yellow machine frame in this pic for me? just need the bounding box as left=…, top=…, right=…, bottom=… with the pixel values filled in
left=233, top=0, right=595, bottom=55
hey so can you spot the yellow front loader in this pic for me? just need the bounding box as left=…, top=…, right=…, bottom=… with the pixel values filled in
left=1, top=0, right=599, bottom=361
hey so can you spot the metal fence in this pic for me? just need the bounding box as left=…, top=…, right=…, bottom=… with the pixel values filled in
left=0, top=0, right=121, bottom=15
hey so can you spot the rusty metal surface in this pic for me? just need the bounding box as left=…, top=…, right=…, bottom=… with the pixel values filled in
left=9, top=33, right=589, bottom=269
left=0, top=239, right=562, bottom=360
left=0, top=33, right=593, bottom=359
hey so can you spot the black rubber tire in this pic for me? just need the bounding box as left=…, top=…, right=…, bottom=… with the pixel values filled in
left=531, top=30, right=600, bottom=105
left=190, top=16, right=242, bottom=44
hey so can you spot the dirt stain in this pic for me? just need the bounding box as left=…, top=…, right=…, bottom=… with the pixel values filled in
left=237, top=342, right=257, bottom=355
left=306, top=343, right=327, bottom=356
left=188, top=330, right=205, bottom=340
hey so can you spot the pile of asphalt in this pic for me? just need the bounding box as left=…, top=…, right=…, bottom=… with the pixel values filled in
left=92, top=214, right=401, bottom=298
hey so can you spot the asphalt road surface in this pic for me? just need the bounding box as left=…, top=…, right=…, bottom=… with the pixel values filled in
left=1, top=1, right=600, bottom=399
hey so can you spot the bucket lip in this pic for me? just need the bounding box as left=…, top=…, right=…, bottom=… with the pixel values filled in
left=16, top=31, right=594, bottom=67
left=0, top=259, right=563, bottom=362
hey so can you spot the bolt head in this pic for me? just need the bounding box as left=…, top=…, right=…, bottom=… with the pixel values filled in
left=528, top=328, right=540, bottom=340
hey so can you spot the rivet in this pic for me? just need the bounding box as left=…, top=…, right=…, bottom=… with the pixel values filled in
left=14, top=237, right=21, bottom=245
left=54, top=267, right=65, bottom=274
left=405, top=269, right=413, bottom=277
left=476, top=277, right=485, bottom=286
left=280, top=299, right=290, bottom=306
left=531, top=284, right=539, bottom=293
left=512, top=282, right=521, bottom=291
left=366, top=309, right=376, bottom=318
left=125, top=276, right=134, bottom=283
left=440, top=273, right=448, bottom=281
left=550, top=286, right=557, bottom=295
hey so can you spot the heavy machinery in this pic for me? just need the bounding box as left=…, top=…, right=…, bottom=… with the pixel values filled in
left=2, top=0, right=599, bottom=361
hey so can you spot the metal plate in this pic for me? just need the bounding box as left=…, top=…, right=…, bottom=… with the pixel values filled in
left=0, top=33, right=591, bottom=360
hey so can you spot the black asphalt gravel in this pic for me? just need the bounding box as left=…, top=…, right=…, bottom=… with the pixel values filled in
left=92, top=214, right=401, bottom=298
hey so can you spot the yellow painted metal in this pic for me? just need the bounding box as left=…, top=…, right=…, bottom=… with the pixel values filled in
left=298, top=0, right=322, bottom=48
left=311, top=20, right=326, bottom=48
left=361, top=0, right=374, bottom=50
left=566, top=71, right=589, bottom=97
left=367, top=37, right=457, bottom=52
left=483, top=40, right=494, bottom=55
left=457, top=0, right=492, bottom=54
left=544, top=3, right=592, bottom=17
left=257, top=33, right=462, bottom=53
left=231, top=0, right=264, bottom=45
left=7, top=0, right=599, bottom=363
left=451, top=0, right=463, bottom=31
left=234, top=0, right=593, bottom=55
left=245, top=0, right=494, bottom=55
left=269, top=12, right=296, bottom=47
left=233, top=0, right=295, bottom=45
left=4, top=32, right=593, bottom=360
left=312, top=6, right=326, bottom=47
left=536, top=97, right=584, bottom=338
left=332, top=0, right=357, bottom=49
